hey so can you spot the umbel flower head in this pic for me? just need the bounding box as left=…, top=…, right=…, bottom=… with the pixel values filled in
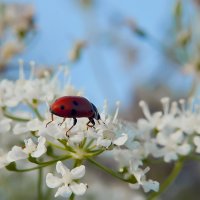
left=6, top=61, right=199, bottom=199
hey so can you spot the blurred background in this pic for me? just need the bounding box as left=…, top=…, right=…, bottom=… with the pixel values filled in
left=1, top=0, right=200, bottom=199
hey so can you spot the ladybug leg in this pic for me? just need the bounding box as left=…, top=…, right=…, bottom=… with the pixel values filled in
left=46, top=113, right=54, bottom=127
left=58, top=118, right=66, bottom=126
left=66, top=117, right=77, bottom=136
left=87, top=118, right=95, bottom=130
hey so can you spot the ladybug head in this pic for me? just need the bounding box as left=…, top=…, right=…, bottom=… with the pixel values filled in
left=50, top=100, right=67, bottom=117
left=91, top=103, right=101, bottom=120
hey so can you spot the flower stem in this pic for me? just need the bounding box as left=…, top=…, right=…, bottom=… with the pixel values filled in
left=13, top=155, right=71, bottom=172
left=148, top=159, right=185, bottom=200
left=87, top=158, right=136, bottom=183
left=69, top=193, right=75, bottom=200
left=2, top=108, right=30, bottom=122
left=26, top=102, right=44, bottom=121
left=37, top=168, right=43, bottom=200
left=47, top=141, right=66, bottom=151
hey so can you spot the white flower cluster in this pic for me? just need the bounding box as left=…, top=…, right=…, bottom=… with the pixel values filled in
left=132, top=97, right=200, bottom=163
left=0, top=63, right=143, bottom=199
left=6, top=62, right=200, bottom=198
left=0, top=3, right=35, bottom=68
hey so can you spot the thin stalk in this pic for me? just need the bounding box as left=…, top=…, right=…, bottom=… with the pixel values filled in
left=47, top=141, right=66, bottom=151
left=3, top=110, right=30, bottom=122
left=148, top=159, right=185, bottom=200
left=26, top=101, right=44, bottom=121
left=87, top=158, right=133, bottom=183
left=85, top=139, right=95, bottom=149
left=37, top=168, right=43, bottom=200
left=69, top=193, right=75, bottom=200
left=15, top=155, right=71, bottom=172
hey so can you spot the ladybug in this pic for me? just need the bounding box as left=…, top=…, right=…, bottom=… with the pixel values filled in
left=46, top=96, right=101, bottom=135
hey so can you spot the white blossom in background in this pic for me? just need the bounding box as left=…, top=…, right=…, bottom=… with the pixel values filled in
left=46, top=161, right=87, bottom=198
left=0, top=3, right=35, bottom=69
left=129, top=167, right=159, bottom=193
left=7, top=136, right=46, bottom=162
left=193, top=136, right=200, bottom=153
left=134, top=97, right=200, bottom=163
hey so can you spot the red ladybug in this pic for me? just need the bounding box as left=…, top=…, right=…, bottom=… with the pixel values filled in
left=46, top=96, right=101, bottom=135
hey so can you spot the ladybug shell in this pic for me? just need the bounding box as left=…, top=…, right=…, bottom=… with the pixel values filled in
left=50, top=96, right=94, bottom=118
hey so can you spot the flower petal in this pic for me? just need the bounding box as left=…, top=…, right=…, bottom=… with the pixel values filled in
left=70, top=182, right=87, bottom=196
left=56, top=161, right=70, bottom=177
left=31, top=136, right=46, bottom=158
left=13, top=123, right=29, bottom=135
left=96, top=138, right=111, bottom=148
left=55, top=185, right=72, bottom=198
left=142, top=180, right=159, bottom=193
left=7, top=146, right=27, bottom=162
left=71, top=165, right=85, bottom=179
left=0, top=119, right=12, bottom=133
left=46, top=173, right=62, bottom=188
left=27, top=118, right=42, bottom=131
left=113, top=133, right=128, bottom=146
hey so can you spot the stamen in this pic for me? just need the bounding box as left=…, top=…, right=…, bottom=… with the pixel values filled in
left=179, top=99, right=186, bottom=113
left=170, top=101, right=179, bottom=115
left=113, top=101, right=120, bottom=123
left=29, top=60, right=35, bottom=80
left=161, top=97, right=170, bottom=115
left=18, top=59, right=24, bottom=80
left=139, top=101, right=151, bottom=120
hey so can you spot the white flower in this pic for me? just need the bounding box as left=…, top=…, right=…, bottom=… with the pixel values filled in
left=129, top=167, right=159, bottom=193
left=46, top=161, right=87, bottom=198
left=38, top=122, right=65, bottom=139
left=96, top=132, right=128, bottom=148
left=0, top=149, right=9, bottom=168
left=194, top=136, right=200, bottom=153
left=7, top=136, right=46, bottom=162
left=0, top=118, right=12, bottom=134
left=156, top=130, right=191, bottom=162
left=13, top=118, right=42, bottom=135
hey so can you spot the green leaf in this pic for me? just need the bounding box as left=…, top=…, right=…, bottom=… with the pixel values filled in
left=6, top=162, right=17, bottom=171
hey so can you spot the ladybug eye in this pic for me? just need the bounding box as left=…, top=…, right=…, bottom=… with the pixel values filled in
left=60, top=105, right=65, bottom=110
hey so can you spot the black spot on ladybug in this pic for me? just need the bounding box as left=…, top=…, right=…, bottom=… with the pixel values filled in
left=60, top=105, right=65, bottom=110
left=71, top=109, right=77, bottom=116
left=73, top=101, right=79, bottom=106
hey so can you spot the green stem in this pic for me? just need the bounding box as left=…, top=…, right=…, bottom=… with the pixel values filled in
left=87, top=158, right=135, bottom=183
left=3, top=109, right=30, bottom=122
left=69, top=193, right=75, bottom=200
left=148, top=159, right=185, bottom=200
left=27, top=102, right=44, bottom=121
left=84, top=139, right=94, bottom=149
left=47, top=141, right=66, bottom=151
left=14, top=155, right=71, bottom=172
left=38, top=168, right=43, bottom=200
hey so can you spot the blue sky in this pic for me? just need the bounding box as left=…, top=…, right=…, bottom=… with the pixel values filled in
left=6, top=0, right=185, bottom=109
